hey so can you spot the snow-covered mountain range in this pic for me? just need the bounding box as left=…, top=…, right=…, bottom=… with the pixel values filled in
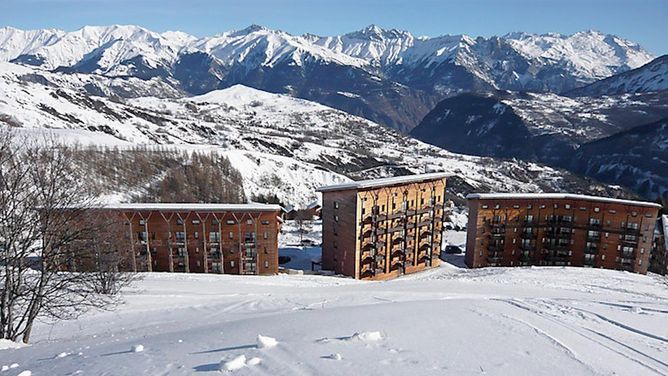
left=0, top=24, right=655, bottom=131
left=409, top=55, right=668, bottom=200
left=0, top=61, right=625, bottom=207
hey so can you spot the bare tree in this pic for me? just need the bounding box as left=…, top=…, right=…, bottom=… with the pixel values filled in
left=0, top=128, right=133, bottom=343
left=71, top=213, right=141, bottom=295
left=294, top=209, right=313, bottom=245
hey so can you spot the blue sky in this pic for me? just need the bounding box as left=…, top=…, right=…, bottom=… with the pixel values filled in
left=1, top=0, right=666, bottom=54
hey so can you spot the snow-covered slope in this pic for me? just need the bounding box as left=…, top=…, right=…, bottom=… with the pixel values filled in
left=2, top=264, right=667, bottom=375
left=568, top=55, right=668, bottom=97
left=0, top=62, right=625, bottom=207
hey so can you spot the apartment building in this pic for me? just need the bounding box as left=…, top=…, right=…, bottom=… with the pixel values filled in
left=317, top=173, right=448, bottom=280
left=465, top=193, right=661, bottom=274
left=650, top=215, right=668, bottom=275
left=79, top=203, right=283, bottom=275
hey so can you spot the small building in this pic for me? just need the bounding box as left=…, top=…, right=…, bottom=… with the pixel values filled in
left=77, top=203, right=283, bottom=275
left=465, top=193, right=661, bottom=274
left=317, top=172, right=448, bottom=280
left=650, top=215, right=668, bottom=275
left=305, top=202, right=322, bottom=219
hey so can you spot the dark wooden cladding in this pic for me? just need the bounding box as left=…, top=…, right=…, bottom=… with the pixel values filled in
left=83, top=206, right=281, bottom=275
left=320, top=175, right=448, bottom=280
left=465, top=195, right=660, bottom=274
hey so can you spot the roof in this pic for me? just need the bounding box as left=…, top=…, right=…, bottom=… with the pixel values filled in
left=317, top=172, right=449, bottom=193
left=96, top=203, right=283, bottom=212
left=466, top=193, right=662, bottom=209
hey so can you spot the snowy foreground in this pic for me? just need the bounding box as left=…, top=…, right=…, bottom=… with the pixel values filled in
left=1, top=264, right=667, bottom=376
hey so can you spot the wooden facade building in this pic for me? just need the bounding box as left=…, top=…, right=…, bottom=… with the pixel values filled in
left=86, top=203, right=283, bottom=275
left=317, top=173, right=448, bottom=280
left=465, top=194, right=661, bottom=274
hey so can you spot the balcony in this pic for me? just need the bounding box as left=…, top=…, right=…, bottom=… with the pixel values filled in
left=521, top=231, right=537, bottom=239
left=417, top=220, right=432, bottom=228
left=624, top=226, right=640, bottom=235
left=519, top=244, right=535, bottom=252
left=544, top=231, right=572, bottom=239
left=618, top=257, right=634, bottom=265
left=585, top=246, right=598, bottom=254
left=487, top=243, right=504, bottom=252
left=622, top=238, right=638, bottom=245
left=391, top=248, right=405, bottom=257
left=361, top=251, right=375, bottom=263
left=587, top=236, right=601, bottom=243
left=543, top=242, right=570, bottom=251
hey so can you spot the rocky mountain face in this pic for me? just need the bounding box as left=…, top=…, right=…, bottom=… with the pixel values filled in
left=571, top=118, right=668, bottom=201
left=410, top=55, right=668, bottom=200
left=0, top=61, right=629, bottom=207
left=0, top=25, right=654, bottom=131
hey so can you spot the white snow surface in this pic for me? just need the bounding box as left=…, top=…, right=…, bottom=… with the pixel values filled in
left=2, top=264, right=667, bottom=375
left=256, top=335, right=278, bottom=349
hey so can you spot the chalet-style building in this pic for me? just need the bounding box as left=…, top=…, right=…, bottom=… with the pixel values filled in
left=80, top=203, right=283, bottom=275
left=465, top=193, right=661, bottom=274
left=317, top=173, right=448, bottom=280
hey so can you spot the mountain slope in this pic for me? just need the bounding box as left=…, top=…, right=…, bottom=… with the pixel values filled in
left=0, top=62, right=629, bottom=206
left=411, top=90, right=668, bottom=159
left=570, top=118, right=668, bottom=200
left=0, top=25, right=655, bottom=131
left=567, top=55, right=668, bottom=97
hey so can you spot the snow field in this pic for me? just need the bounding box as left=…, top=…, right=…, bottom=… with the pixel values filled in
left=0, top=264, right=665, bottom=375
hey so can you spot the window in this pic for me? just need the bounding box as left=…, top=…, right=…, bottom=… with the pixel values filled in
left=594, top=207, right=600, bottom=213
left=175, top=232, right=186, bottom=242
left=138, top=232, right=147, bottom=242
left=263, top=231, right=269, bottom=239
left=194, top=231, right=199, bottom=239
left=210, top=232, right=220, bottom=242
left=212, top=219, right=220, bottom=225
left=247, top=219, right=253, bottom=225
left=334, top=201, right=339, bottom=209
left=192, top=219, right=200, bottom=224
left=230, top=261, right=235, bottom=268
left=334, top=215, right=339, bottom=222
left=177, top=247, right=186, bottom=257
left=527, top=204, right=532, bottom=209
left=229, top=231, right=234, bottom=239
left=264, top=261, right=269, bottom=268
left=176, top=219, right=184, bottom=225
left=139, top=219, right=145, bottom=225
left=565, top=204, right=571, bottom=209
left=261, top=220, right=270, bottom=225
left=226, top=219, right=236, bottom=225
left=482, top=204, right=489, bottom=209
